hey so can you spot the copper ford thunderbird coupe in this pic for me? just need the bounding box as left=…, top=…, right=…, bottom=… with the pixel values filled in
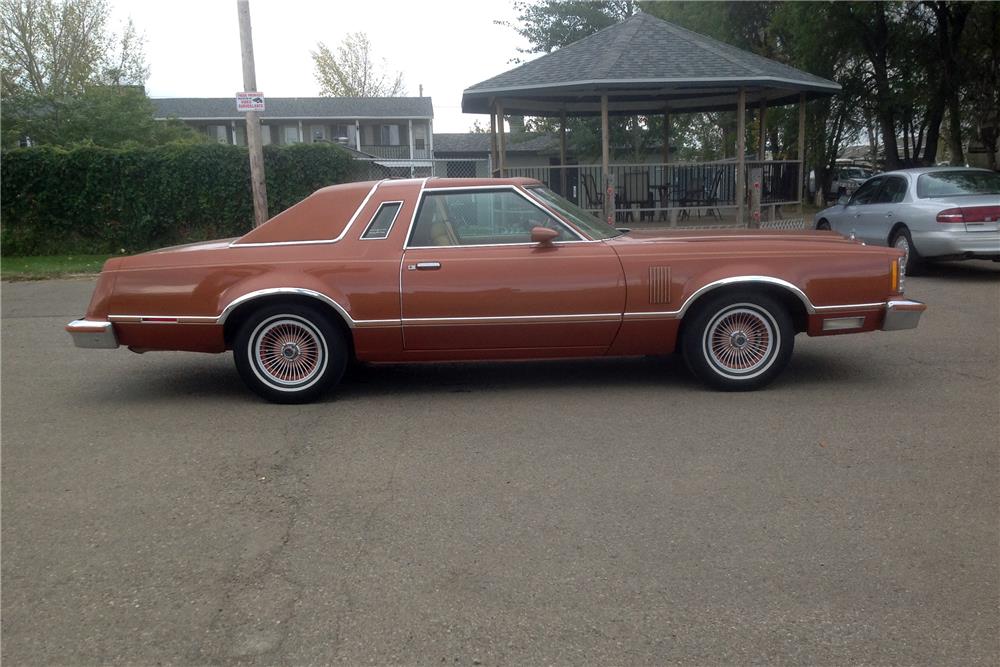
left=67, top=178, right=925, bottom=403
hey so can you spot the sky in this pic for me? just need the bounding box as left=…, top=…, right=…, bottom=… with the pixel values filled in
left=109, top=0, right=534, bottom=133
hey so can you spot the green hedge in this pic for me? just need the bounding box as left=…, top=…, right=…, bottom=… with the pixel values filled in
left=1, top=142, right=360, bottom=255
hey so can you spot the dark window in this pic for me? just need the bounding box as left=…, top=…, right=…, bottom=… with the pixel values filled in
left=874, top=176, right=908, bottom=204
left=917, top=170, right=1000, bottom=198
left=361, top=202, right=402, bottom=240
left=848, top=177, right=884, bottom=205
left=408, top=189, right=575, bottom=247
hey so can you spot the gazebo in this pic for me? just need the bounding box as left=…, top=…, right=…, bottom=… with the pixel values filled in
left=462, top=12, right=840, bottom=227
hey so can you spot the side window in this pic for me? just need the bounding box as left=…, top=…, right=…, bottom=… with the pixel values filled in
left=873, top=177, right=907, bottom=204
left=361, top=202, right=401, bottom=240
left=408, top=190, right=576, bottom=247
left=848, top=177, right=883, bottom=206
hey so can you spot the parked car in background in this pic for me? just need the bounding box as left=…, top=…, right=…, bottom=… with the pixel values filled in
left=815, top=167, right=1000, bottom=274
left=68, top=178, right=925, bottom=403
left=830, top=165, right=874, bottom=198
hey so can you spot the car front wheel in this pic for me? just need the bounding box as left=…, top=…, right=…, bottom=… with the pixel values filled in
left=682, top=291, right=794, bottom=391
left=233, top=304, right=347, bottom=403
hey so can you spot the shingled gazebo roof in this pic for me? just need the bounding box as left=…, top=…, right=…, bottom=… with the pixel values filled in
left=462, top=12, right=840, bottom=116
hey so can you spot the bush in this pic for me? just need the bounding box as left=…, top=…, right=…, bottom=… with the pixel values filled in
left=1, top=142, right=360, bottom=255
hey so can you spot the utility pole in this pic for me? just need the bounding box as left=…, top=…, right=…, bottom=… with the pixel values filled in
left=237, top=0, right=268, bottom=227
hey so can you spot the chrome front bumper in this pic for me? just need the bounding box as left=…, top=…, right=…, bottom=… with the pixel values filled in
left=882, top=299, right=926, bottom=331
left=66, top=319, right=119, bottom=349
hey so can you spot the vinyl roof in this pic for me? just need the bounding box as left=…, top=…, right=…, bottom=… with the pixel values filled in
left=152, top=96, right=434, bottom=120
left=463, top=12, right=840, bottom=116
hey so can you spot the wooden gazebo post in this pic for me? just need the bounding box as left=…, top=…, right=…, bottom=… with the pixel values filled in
left=798, top=93, right=806, bottom=214
left=560, top=109, right=568, bottom=197
left=736, top=88, right=746, bottom=227
left=489, top=107, right=498, bottom=176
left=601, top=94, right=612, bottom=224
left=496, top=99, right=507, bottom=177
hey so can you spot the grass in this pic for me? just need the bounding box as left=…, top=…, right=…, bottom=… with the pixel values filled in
left=1, top=254, right=113, bottom=281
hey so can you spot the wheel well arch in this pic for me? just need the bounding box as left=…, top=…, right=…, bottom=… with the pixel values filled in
left=888, top=221, right=909, bottom=245
left=674, top=281, right=810, bottom=352
left=816, top=217, right=830, bottom=229
left=222, top=293, right=354, bottom=356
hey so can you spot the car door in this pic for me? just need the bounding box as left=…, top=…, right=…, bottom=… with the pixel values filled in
left=839, top=176, right=885, bottom=240
left=859, top=175, right=908, bottom=245
left=400, top=187, right=625, bottom=351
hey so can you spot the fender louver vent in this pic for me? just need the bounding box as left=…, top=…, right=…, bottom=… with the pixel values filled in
left=649, top=266, right=671, bottom=304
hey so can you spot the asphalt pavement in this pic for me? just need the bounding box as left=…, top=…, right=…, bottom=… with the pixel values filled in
left=2, top=261, right=998, bottom=665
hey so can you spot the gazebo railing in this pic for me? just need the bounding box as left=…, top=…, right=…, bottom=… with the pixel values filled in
left=501, top=159, right=802, bottom=226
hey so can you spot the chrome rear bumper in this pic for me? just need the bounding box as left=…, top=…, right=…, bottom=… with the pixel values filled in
left=66, top=319, right=119, bottom=349
left=882, top=299, right=926, bottom=331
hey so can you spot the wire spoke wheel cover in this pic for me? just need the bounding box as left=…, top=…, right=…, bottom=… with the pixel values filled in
left=249, top=315, right=328, bottom=390
left=702, top=304, right=779, bottom=380
left=893, top=235, right=910, bottom=277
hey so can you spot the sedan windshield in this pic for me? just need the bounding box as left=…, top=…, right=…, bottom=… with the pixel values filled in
left=917, top=170, right=1000, bottom=198
left=525, top=186, right=623, bottom=240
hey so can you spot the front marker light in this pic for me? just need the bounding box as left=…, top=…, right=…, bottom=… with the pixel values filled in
left=891, top=257, right=904, bottom=294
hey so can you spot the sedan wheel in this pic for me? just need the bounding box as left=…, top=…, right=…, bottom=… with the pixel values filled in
left=682, top=291, right=794, bottom=391
left=816, top=219, right=831, bottom=231
left=234, top=304, right=346, bottom=403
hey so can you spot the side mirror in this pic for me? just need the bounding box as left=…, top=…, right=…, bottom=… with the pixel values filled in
left=837, top=195, right=850, bottom=206
left=530, top=226, right=559, bottom=245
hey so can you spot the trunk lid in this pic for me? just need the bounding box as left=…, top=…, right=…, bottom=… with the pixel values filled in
left=932, top=195, right=1000, bottom=232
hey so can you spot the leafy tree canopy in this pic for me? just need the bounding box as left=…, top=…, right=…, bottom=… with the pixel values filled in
left=1, top=0, right=200, bottom=148
left=311, top=32, right=406, bottom=97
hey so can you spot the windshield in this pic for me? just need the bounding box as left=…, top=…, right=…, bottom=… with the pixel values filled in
left=525, top=186, right=623, bottom=240
left=917, top=170, right=1000, bottom=198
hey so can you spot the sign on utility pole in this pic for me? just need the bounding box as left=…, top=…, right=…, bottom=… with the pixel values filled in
left=237, top=0, right=268, bottom=227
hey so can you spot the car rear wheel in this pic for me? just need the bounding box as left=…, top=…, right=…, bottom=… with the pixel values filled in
left=233, top=303, right=347, bottom=403
left=682, top=291, right=794, bottom=391
left=816, top=219, right=831, bottom=231
left=891, top=226, right=923, bottom=276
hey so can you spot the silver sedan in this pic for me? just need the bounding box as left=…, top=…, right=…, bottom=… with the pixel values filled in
left=814, top=167, right=1000, bottom=273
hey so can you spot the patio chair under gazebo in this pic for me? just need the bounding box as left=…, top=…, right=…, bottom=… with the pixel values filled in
left=461, top=12, right=841, bottom=227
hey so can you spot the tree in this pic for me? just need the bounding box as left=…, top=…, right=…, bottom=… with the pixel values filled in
left=1, top=0, right=147, bottom=98
left=0, top=0, right=166, bottom=148
left=311, top=32, right=405, bottom=97
left=499, top=0, right=636, bottom=59
left=2, top=85, right=202, bottom=147
left=961, top=1, right=1000, bottom=170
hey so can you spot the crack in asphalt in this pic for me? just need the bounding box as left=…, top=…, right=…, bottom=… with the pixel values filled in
left=199, top=408, right=316, bottom=664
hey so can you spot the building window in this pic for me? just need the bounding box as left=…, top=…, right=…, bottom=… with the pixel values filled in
left=379, top=124, right=400, bottom=146
left=415, top=137, right=425, bottom=150
left=206, top=125, right=229, bottom=144
left=311, top=125, right=327, bottom=142
left=284, top=125, right=300, bottom=144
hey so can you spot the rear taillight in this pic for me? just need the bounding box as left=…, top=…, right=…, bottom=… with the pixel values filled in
left=937, top=206, right=1000, bottom=223
left=958, top=205, right=1000, bottom=223
left=936, top=208, right=964, bottom=223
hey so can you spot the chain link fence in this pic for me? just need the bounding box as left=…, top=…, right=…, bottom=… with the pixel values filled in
left=354, top=158, right=491, bottom=181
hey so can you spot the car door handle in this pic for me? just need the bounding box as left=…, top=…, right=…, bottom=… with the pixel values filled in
left=409, top=261, right=441, bottom=271
left=885, top=212, right=894, bottom=217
